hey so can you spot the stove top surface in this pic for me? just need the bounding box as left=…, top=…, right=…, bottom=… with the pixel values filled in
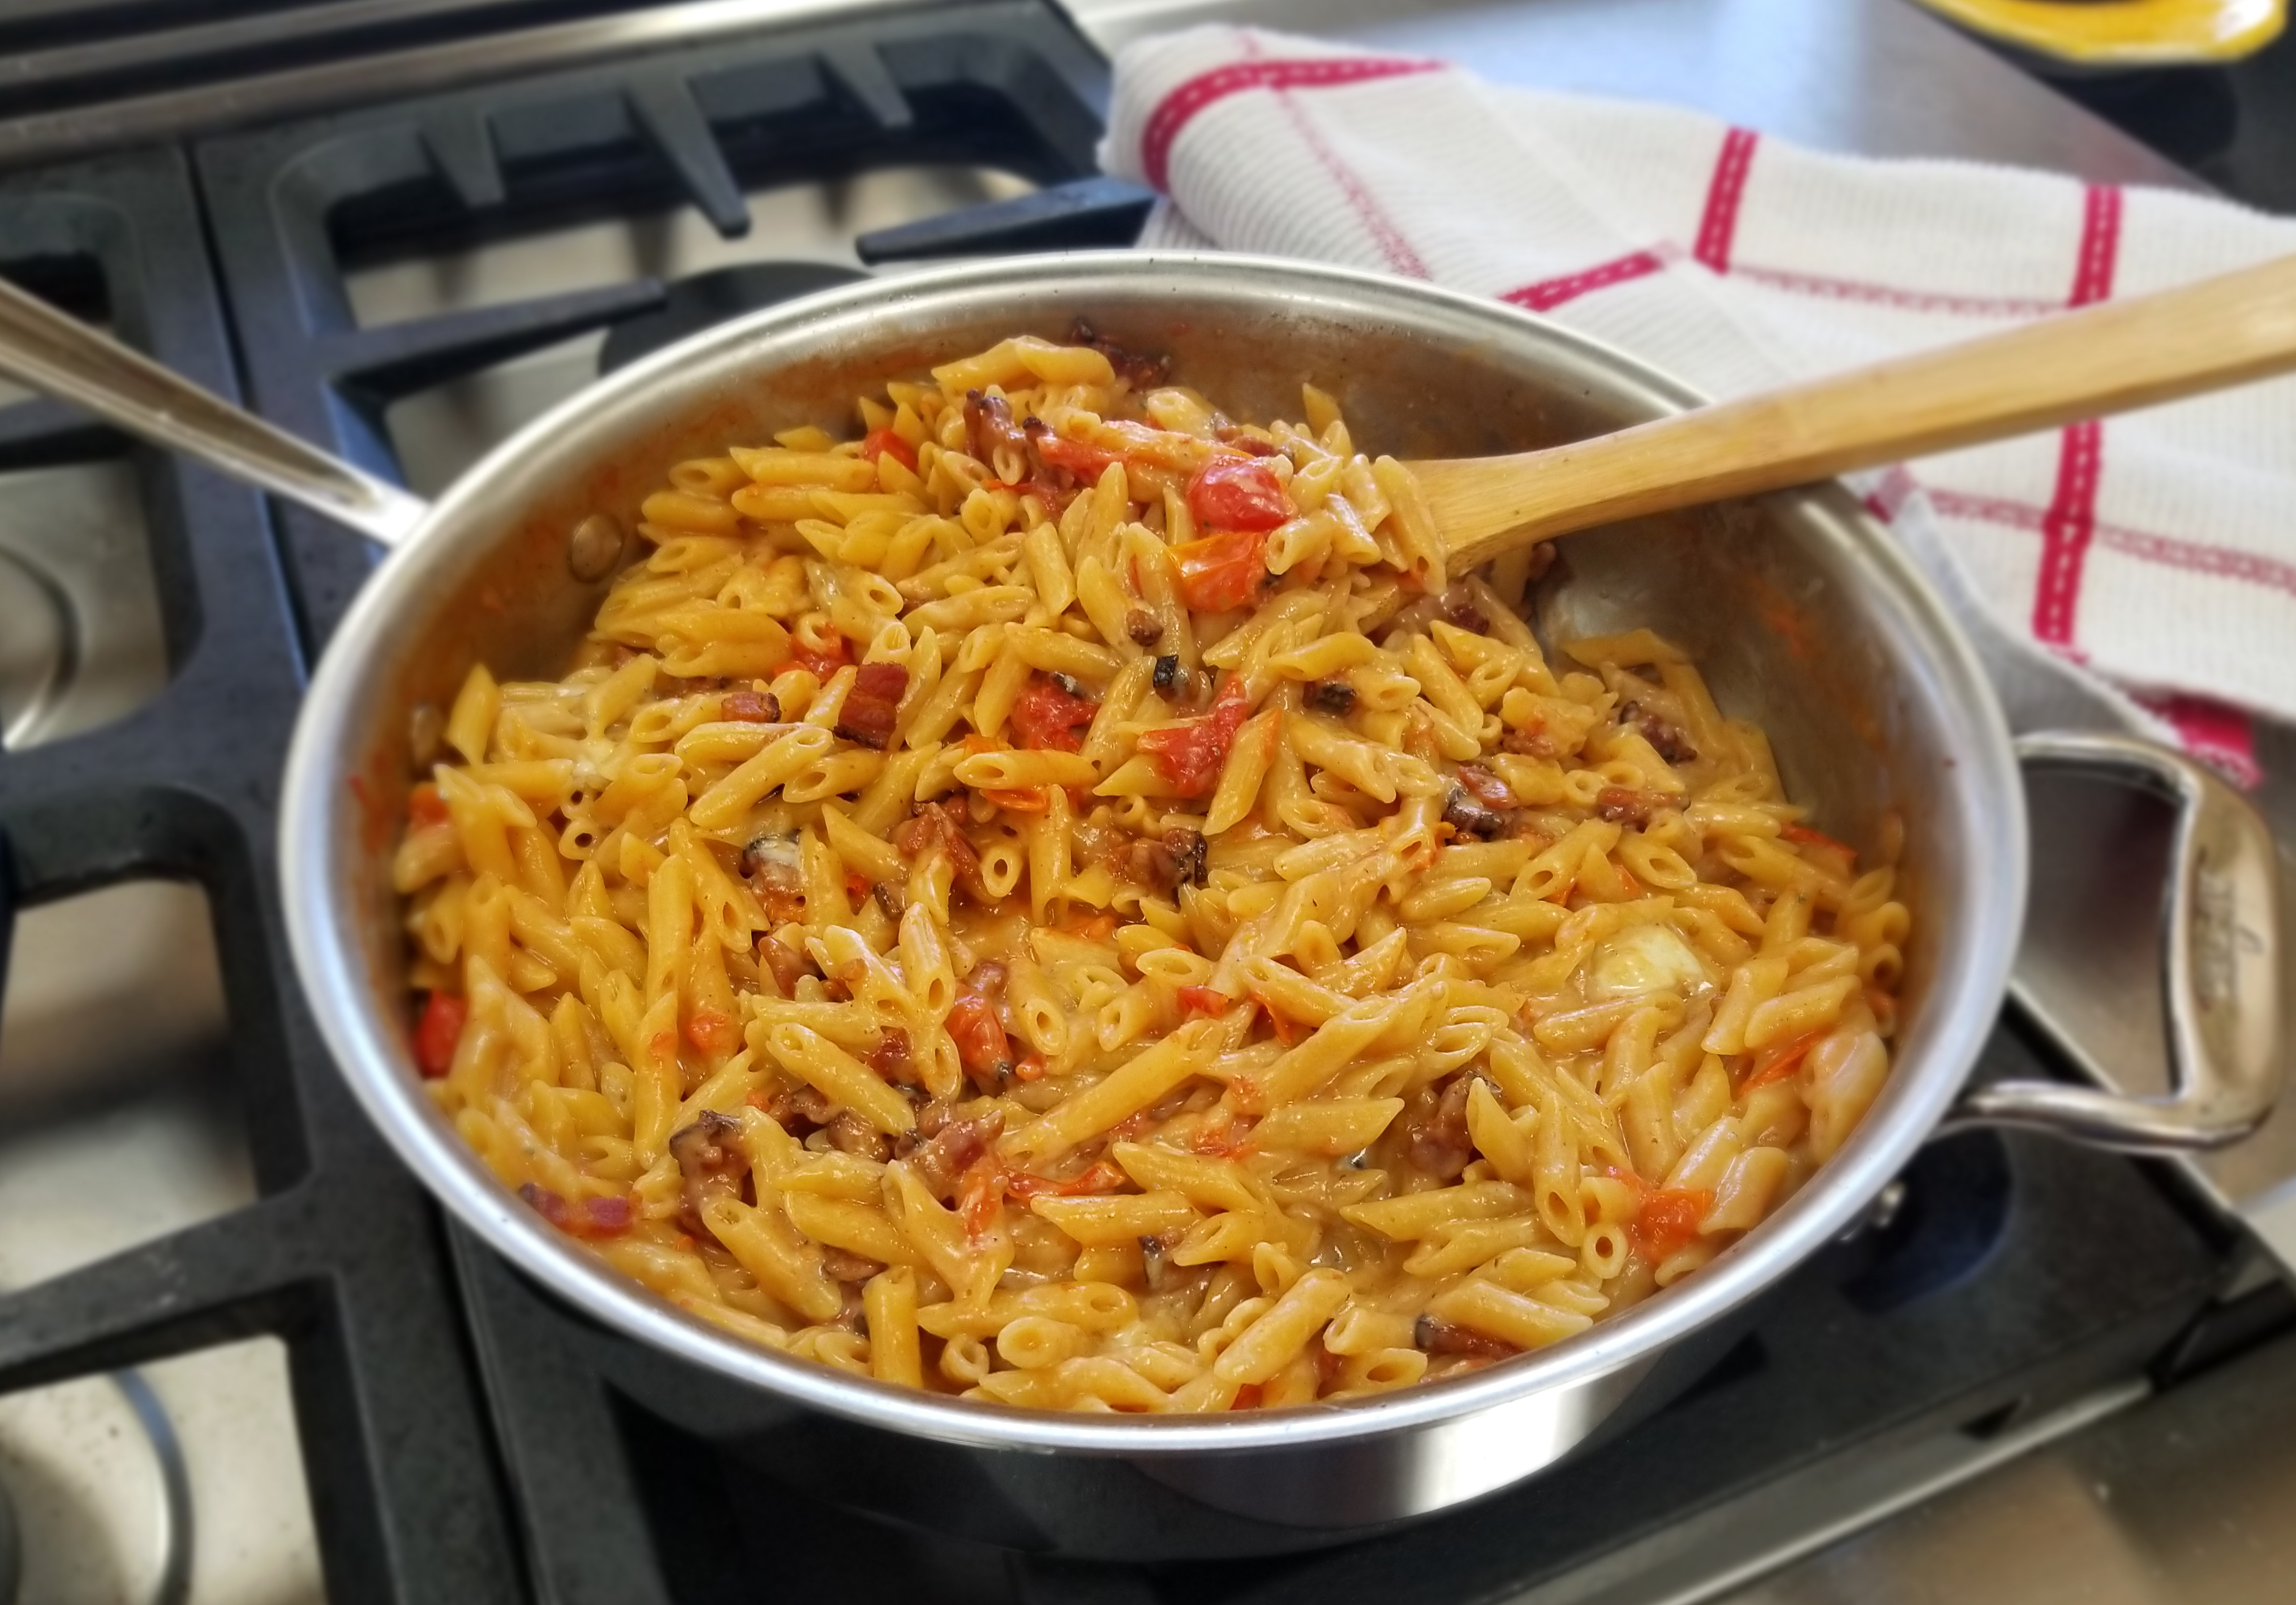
left=0, top=3, right=2289, bottom=1603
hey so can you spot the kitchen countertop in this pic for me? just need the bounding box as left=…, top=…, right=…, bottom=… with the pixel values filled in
left=1066, top=2, right=2296, bottom=1602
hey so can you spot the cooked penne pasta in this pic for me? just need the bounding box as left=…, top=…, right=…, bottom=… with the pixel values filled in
left=401, top=330, right=1907, bottom=1412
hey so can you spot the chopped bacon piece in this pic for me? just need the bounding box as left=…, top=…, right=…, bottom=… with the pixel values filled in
left=866, top=1028, right=913, bottom=1083
left=761, top=1083, right=836, bottom=1137
left=1443, top=787, right=1511, bottom=841
left=1621, top=701, right=1698, bottom=764
left=963, top=389, right=1030, bottom=466
left=826, top=1111, right=891, bottom=1162
left=892, top=802, right=994, bottom=905
left=1127, top=826, right=1208, bottom=892
left=1137, top=674, right=1251, bottom=797
left=1632, top=1188, right=1715, bottom=1260
left=668, top=1110, right=747, bottom=1229
left=1596, top=786, right=1670, bottom=827
left=1125, top=608, right=1166, bottom=648
left=1305, top=679, right=1355, bottom=717
left=946, top=987, right=1016, bottom=1093
left=821, top=1246, right=883, bottom=1284
left=1414, top=1314, right=1517, bottom=1358
left=759, top=937, right=813, bottom=997
left=520, top=1183, right=634, bottom=1240
left=1068, top=318, right=1170, bottom=389
left=1500, top=724, right=1563, bottom=759
left=1186, top=455, right=1291, bottom=534
left=1454, top=763, right=1513, bottom=806
left=1171, top=524, right=1271, bottom=613
left=861, top=427, right=917, bottom=472
left=1010, top=675, right=1099, bottom=752
left=793, top=633, right=850, bottom=681
left=408, top=783, right=450, bottom=829
left=1405, top=1072, right=1483, bottom=1181
left=414, top=991, right=466, bottom=1078
left=834, top=661, right=908, bottom=749
left=1437, top=581, right=1489, bottom=634
left=1213, top=425, right=1285, bottom=457
left=720, top=687, right=780, bottom=722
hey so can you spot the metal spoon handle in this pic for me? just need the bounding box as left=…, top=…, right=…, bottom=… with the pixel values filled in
left=0, top=274, right=427, bottom=547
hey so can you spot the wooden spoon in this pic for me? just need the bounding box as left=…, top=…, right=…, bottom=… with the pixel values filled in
left=1409, top=252, right=2296, bottom=571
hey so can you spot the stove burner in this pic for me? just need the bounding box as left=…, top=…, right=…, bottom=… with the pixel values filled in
left=0, top=548, right=65, bottom=749
left=598, top=262, right=869, bottom=375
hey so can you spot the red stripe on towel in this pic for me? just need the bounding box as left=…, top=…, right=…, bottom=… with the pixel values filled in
left=1139, top=56, right=1443, bottom=192
left=1694, top=127, right=1759, bottom=272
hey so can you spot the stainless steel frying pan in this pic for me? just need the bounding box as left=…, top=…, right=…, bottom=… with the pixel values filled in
left=0, top=253, right=2278, bottom=1559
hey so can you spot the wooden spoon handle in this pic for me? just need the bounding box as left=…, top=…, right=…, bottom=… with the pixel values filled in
left=1412, top=250, right=2296, bottom=572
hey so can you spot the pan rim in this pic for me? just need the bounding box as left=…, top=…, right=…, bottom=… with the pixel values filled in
left=278, top=250, right=2024, bottom=1457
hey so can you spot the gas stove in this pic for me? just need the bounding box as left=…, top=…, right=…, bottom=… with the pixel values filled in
left=0, top=4, right=2288, bottom=1603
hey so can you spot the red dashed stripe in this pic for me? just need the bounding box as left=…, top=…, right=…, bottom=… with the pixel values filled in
left=1501, top=250, right=1667, bottom=312
left=1138, top=56, right=1444, bottom=193
left=2032, top=421, right=2103, bottom=647
left=1729, top=263, right=2062, bottom=319
left=1265, top=77, right=1430, bottom=279
left=2138, top=694, right=2262, bottom=789
left=1928, top=487, right=2296, bottom=604
left=2030, top=187, right=2123, bottom=648
left=1694, top=127, right=1759, bottom=272
left=2069, top=185, right=2123, bottom=307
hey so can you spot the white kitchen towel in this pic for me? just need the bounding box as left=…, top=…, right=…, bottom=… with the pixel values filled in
left=1101, top=25, right=2296, bottom=782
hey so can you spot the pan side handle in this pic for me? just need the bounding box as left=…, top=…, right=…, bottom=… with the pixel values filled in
left=1948, top=730, right=2284, bottom=1153
left=0, top=275, right=426, bottom=547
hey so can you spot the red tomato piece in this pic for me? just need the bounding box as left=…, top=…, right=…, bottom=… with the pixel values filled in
left=1176, top=984, right=1232, bottom=1020
left=1782, top=822, right=1857, bottom=870
left=1009, top=676, right=1099, bottom=752
left=1741, top=1031, right=1822, bottom=1092
left=1172, top=525, right=1271, bottom=613
left=1230, top=1383, right=1265, bottom=1411
left=1005, top=1160, right=1126, bottom=1201
left=414, top=991, right=467, bottom=1079
left=861, top=427, right=917, bottom=472
left=793, top=633, right=850, bottom=680
left=407, top=783, right=450, bottom=829
left=1633, top=1188, right=1715, bottom=1260
left=946, top=989, right=1014, bottom=1078
left=981, top=787, right=1050, bottom=814
left=1136, top=675, right=1251, bottom=796
left=1187, top=455, right=1292, bottom=533
left=685, top=1007, right=738, bottom=1058
left=1036, top=434, right=1120, bottom=479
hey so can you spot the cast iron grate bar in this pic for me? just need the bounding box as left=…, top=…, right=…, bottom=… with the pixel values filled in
left=193, top=0, right=1109, bottom=655
left=0, top=146, right=523, bottom=1604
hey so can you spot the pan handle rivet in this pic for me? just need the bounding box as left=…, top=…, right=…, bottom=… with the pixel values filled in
left=568, top=514, right=626, bottom=582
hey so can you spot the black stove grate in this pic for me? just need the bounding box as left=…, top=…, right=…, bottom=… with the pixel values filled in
left=0, top=147, right=525, bottom=1604
left=191, top=0, right=1108, bottom=656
